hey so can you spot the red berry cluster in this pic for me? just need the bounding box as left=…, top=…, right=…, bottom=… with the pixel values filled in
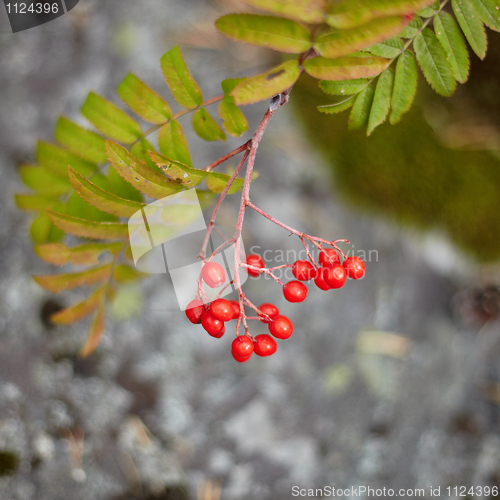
left=185, top=250, right=365, bottom=363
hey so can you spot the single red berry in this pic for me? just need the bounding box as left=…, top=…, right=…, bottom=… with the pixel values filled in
left=232, top=352, right=251, bottom=363
left=229, top=300, right=240, bottom=320
left=185, top=299, right=204, bottom=324
left=324, top=264, right=347, bottom=289
left=314, top=267, right=332, bottom=291
left=211, top=324, right=226, bottom=339
left=258, top=303, right=280, bottom=323
left=319, top=249, right=340, bottom=267
left=246, top=254, right=265, bottom=277
left=201, top=310, right=224, bottom=337
left=210, top=299, right=234, bottom=322
left=292, top=260, right=315, bottom=281
left=201, top=262, right=226, bottom=288
left=231, top=335, right=254, bottom=359
left=343, top=256, right=365, bottom=280
left=283, top=280, right=308, bottom=303
left=253, top=334, right=277, bottom=357
left=268, top=315, right=294, bottom=339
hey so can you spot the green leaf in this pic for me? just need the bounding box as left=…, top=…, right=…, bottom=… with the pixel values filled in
left=149, top=151, right=208, bottom=187
left=348, top=85, right=375, bottom=130
left=417, top=0, right=440, bottom=17
left=218, top=100, right=249, bottom=137
left=20, top=165, right=72, bottom=196
left=221, top=78, right=247, bottom=97
left=366, top=36, right=404, bottom=58
left=34, top=242, right=123, bottom=266
left=239, top=0, right=327, bottom=24
left=367, top=68, right=394, bottom=135
left=33, top=264, right=112, bottom=293
left=117, top=73, right=172, bottom=124
left=215, top=14, right=312, bottom=54
left=192, top=108, right=226, bottom=141
left=414, top=29, right=456, bottom=96
left=55, top=117, right=107, bottom=164
left=51, top=285, right=106, bottom=325
left=390, top=50, right=418, bottom=124
left=319, top=78, right=370, bottom=95
left=69, top=168, right=146, bottom=218
left=434, top=12, right=470, bottom=83
left=81, top=92, right=142, bottom=144
left=108, top=164, right=143, bottom=203
left=106, top=141, right=183, bottom=199
left=80, top=303, right=105, bottom=357
left=160, top=46, right=203, bottom=109
left=206, top=172, right=245, bottom=194
left=468, top=0, right=500, bottom=32
left=231, top=60, right=301, bottom=106
left=15, top=193, right=58, bottom=212
left=196, top=190, right=217, bottom=209
left=304, top=56, right=389, bottom=81
left=326, top=0, right=436, bottom=29
left=37, top=141, right=97, bottom=178
left=158, top=119, right=193, bottom=167
left=130, top=139, right=165, bottom=176
left=317, top=95, right=357, bottom=114
left=452, top=0, right=487, bottom=59
left=47, top=211, right=129, bottom=240
left=314, top=16, right=410, bottom=59
left=400, top=16, right=423, bottom=38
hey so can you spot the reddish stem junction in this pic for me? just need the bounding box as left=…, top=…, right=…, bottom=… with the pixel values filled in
left=196, top=91, right=349, bottom=338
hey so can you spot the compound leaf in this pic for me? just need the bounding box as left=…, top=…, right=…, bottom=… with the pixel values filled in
left=37, top=141, right=97, bottom=178
left=468, top=0, right=500, bottom=32
left=434, top=12, right=470, bottom=83
left=149, top=151, right=208, bottom=187
left=69, top=167, right=146, bottom=218
left=348, top=84, right=375, bottom=130
left=238, top=0, right=327, bottom=24
left=304, top=55, right=390, bottom=81
left=81, top=92, right=142, bottom=144
left=47, top=211, right=129, bottom=240
left=390, top=50, right=418, bottom=124
left=414, top=29, right=456, bottom=96
left=161, top=46, right=203, bottom=109
left=319, top=78, right=370, bottom=95
left=367, top=67, right=394, bottom=135
left=326, top=0, right=435, bottom=29
left=192, top=108, right=226, bottom=141
left=158, top=119, right=193, bottom=167
left=366, top=36, right=404, bottom=58
left=452, top=0, right=487, bottom=59
left=231, top=60, right=300, bottom=106
left=34, top=242, right=123, bottom=266
left=400, top=16, right=423, bottom=38
left=55, top=117, right=107, bottom=164
left=317, top=95, right=357, bottom=114
left=215, top=14, right=312, bottom=54
left=33, top=264, right=112, bottom=293
left=51, top=285, right=106, bottom=325
left=314, top=16, right=410, bottom=59
left=218, top=100, right=249, bottom=137
left=117, top=73, right=172, bottom=124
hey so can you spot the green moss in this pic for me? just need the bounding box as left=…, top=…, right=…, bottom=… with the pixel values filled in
left=292, top=74, right=500, bottom=262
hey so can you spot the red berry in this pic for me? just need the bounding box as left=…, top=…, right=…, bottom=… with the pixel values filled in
left=253, top=334, right=277, bottom=357
left=314, top=267, right=332, bottom=291
left=201, top=310, right=224, bottom=337
left=319, top=249, right=340, bottom=267
left=323, top=264, right=347, bottom=289
left=246, top=254, right=265, bottom=277
left=201, top=262, right=226, bottom=288
left=210, top=299, right=234, bottom=322
left=268, top=315, right=294, bottom=339
left=232, top=352, right=252, bottom=363
left=283, top=280, right=308, bottom=303
left=229, top=300, right=240, bottom=320
left=292, top=260, right=315, bottom=281
left=231, top=335, right=254, bottom=359
left=343, top=256, right=365, bottom=279
left=185, top=299, right=204, bottom=324
left=258, top=303, right=280, bottom=323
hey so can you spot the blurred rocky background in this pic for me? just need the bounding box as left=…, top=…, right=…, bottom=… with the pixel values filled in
left=1, top=0, right=500, bottom=499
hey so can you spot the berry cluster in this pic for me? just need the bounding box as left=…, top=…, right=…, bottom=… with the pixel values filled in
left=185, top=248, right=365, bottom=363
